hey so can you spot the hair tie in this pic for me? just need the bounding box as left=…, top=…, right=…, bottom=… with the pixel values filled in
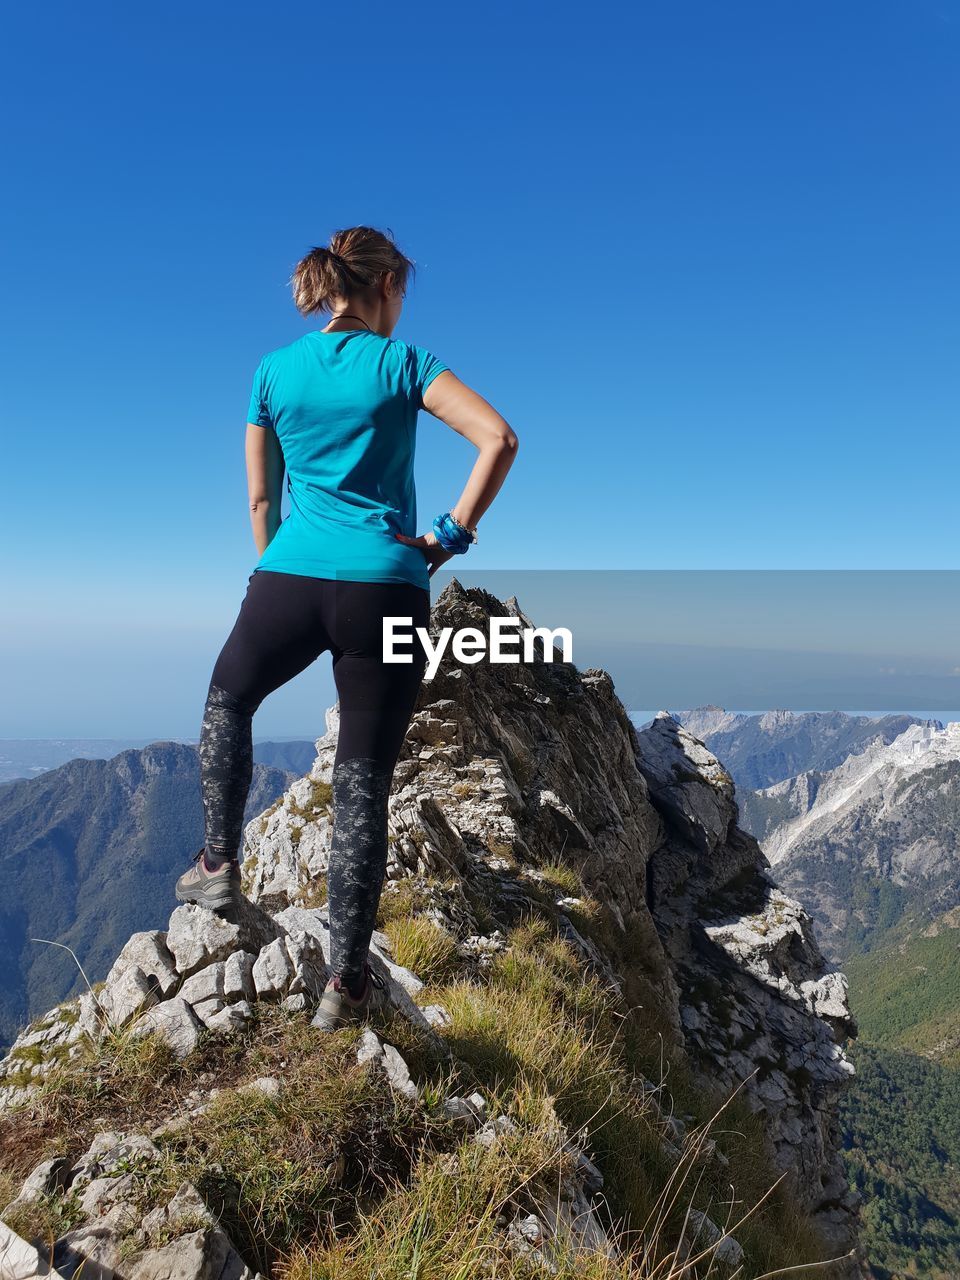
left=327, top=248, right=359, bottom=277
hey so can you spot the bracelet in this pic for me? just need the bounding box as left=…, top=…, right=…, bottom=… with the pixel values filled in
left=432, top=512, right=475, bottom=553
left=448, top=512, right=478, bottom=542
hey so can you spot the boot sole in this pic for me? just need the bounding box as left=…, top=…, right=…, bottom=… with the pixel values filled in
left=175, top=884, right=243, bottom=911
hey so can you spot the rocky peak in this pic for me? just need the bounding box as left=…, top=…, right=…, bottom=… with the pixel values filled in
left=0, top=579, right=865, bottom=1277
left=247, top=579, right=863, bottom=1265
left=758, top=708, right=797, bottom=732
left=674, top=705, right=745, bottom=739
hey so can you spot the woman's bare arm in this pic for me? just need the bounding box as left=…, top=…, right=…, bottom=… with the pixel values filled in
left=395, top=370, right=519, bottom=574
left=245, top=423, right=285, bottom=556
left=422, top=370, right=518, bottom=528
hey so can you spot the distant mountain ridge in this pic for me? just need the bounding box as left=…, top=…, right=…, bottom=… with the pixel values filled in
left=670, top=710, right=960, bottom=967
left=0, top=738, right=314, bottom=785
left=0, top=742, right=297, bottom=1052
left=674, top=705, right=941, bottom=791
left=748, top=721, right=960, bottom=863
left=251, top=740, right=317, bottom=775
left=0, top=739, right=160, bottom=785
left=737, top=722, right=960, bottom=958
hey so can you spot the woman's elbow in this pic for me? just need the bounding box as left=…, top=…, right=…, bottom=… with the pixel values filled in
left=492, top=423, right=519, bottom=455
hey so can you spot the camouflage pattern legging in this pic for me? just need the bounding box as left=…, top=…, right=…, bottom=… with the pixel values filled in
left=198, top=569, right=429, bottom=987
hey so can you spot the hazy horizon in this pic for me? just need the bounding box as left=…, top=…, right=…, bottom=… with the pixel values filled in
left=6, top=6, right=959, bottom=735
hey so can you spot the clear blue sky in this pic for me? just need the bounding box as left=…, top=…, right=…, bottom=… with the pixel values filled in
left=3, top=1, right=958, bottom=735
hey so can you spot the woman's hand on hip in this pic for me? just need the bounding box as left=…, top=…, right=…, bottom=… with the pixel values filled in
left=394, top=531, right=458, bottom=578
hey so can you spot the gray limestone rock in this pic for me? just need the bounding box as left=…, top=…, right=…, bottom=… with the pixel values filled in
left=252, top=937, right=294, bottom=999
left=166, top=908, right=242, bottom=979
left=130, top=997, right=204, bottom=1058
left=53, top=1221, right=125, bottom=1278
left=7, top=1154, right=72, bottom=1209
left=442, top=1096, right=483, bottom=1128
left=178, top=961, right=228, bottom=1018
left=380, top=1042, right=418, bottom=1100
left=683, top=1209, right=745, bottom=1268
left=166, top=902, right=279, bottom=981
left=0, top=1219, right=56, bottom=1280
left=356, top=1028, right=383, bottom=1066
left=204, top=1001, right=253, bottom=1034
left=421, top=1004, right=452, bottom=1028
left=103, top=931, right=179, bottom=1000
left=633, top=712, right=737, bottom=856
left=354, top=1030, right=418, bottom=1100
left=103, top=965, right=159, bottom=1028
left=223, top=951, right=257, bottom=1002
left=140, top=1179, right=216, bottom=1240
left=237, top=1076, right=281, bottom=1100
left=125, top=1226, right=258, bottom=1280
left=284, top=931, right=328, bottom=1000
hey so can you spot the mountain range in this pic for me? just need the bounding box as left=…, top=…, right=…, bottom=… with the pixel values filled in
left=675, top=706, right=941, bottom=791
left=0, top=581, right=866, bottom=1277
left=0, top=738, right=315, bottom=786
left=733, top=721, right=960, bottom=960
left=0, top=742, right=298, bottom=1052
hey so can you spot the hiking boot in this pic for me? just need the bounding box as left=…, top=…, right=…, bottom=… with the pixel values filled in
left=175, top=846, right=243, bottom=912
left=311, top=963, right=390, bottom=1032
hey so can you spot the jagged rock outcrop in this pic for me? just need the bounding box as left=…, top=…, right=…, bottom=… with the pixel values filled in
left=0, top=895, right=440, bottom=1275
left=235, top=581, right=863, bottom=1271
left=636, top=713, right=860, bottom=1258
left=0, top=898, right=435, bottom=1114
left=0, top=580, right=864, bottom=1276
left=2, top=1130, right=262, bottom=1279
left=246, top=585, right=670, bottom=990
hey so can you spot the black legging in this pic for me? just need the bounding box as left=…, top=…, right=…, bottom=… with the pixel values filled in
left=199, top=569, right=429, bottom=988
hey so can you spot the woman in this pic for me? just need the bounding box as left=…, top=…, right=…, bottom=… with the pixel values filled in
left=173, top=225, right=519, bottom=1030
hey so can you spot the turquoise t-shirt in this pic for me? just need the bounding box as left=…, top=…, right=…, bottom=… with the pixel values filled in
left=246, top=330, right=450, bottom=592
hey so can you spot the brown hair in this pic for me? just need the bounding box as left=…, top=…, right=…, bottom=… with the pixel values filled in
left=289, top=225, right=417, bottom=317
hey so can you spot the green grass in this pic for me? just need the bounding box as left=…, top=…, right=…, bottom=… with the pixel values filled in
left=0, top=1008, right=431, bottom=1275
left=375, top=879, right=437, bottom=927
left=282, top=1125, right=625, bottom=1280
left=1, top=869, right=840, bottom=1279
left=382, top=916, right=461, bottom=984
left=535, top=862, right=583, bottom=897
left=845, top=909, right=960, bottom=1065
left=3, top=1186, right=86, bottom=1246
left=420, top=915, right=831, bottom=1277
left=157, top=1030, right=432, bottom=1274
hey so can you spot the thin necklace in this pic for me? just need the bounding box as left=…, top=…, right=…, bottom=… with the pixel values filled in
left=324, top=312, right=374, bottom=333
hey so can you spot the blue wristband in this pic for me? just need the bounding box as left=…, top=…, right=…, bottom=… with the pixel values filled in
left=433, top=512, right=473, bottom=553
